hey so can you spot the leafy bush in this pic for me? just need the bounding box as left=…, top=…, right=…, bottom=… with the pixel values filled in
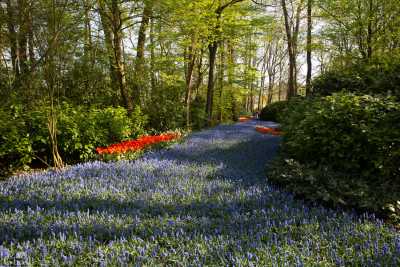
left=312, top=59, right=400, bottom=99
left=272, top=92, right=400, bottom=224
left=259, top=101, right=288, bottom=122
left=282, top=93, right=400, bottom=178
left=145, top=85, right=185, bottom=131
left=191, top=95, right=207, bottom=130
left=55, top=104, right=147, bottom=162
left=0, top=103, right=147, bottom=175
left=0, top=105, right=33, bottom=177
left=268, top=157, right=400, bottom=223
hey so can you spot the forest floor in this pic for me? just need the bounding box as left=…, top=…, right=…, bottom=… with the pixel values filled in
left=0, top=120, right=399, bottom=265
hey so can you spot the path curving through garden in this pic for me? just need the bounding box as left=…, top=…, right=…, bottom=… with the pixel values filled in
left=0, top=120, right=399, bottom=266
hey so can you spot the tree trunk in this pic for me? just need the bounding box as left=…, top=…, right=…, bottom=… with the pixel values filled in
left=17, top=0, right=29, bottom=76
left=149, top=16, right=156, bottom=94
left=98, top=1, right=118, bottom=91
left=98, top=0, right=133, bottom=113
left=6, top=0, right=19, bottom=77
left=292, top=0, right=303, bottom=95
left=206, top=42, right=218, bottom=125
left=281, top=0, right=295, bottom=99
left=218, top=42, right=225, bottom=122
left=28, top=5, right=35, bottom=66
left=367, top=0, right=373, bottom=58
left=112, top=24, right=132, bottom=113
left=46, top=0, right=63, bottom=169
left=133, top=1, right=152, bottom=105
left=84, top=1, right=93, bottom=61
left=194, top=48, right=204, bottom=96
left=205, top=1, right=244, bottom=126
left=227, top=42, right=237, bottom=121
left=306, top=0, right=312, bottom=96
left=185, top=34, right=197, bottom=128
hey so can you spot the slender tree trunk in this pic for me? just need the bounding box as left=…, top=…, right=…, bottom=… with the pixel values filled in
left=83, top=1, right=92, bottom=95
left=46, top=0, right=63, bottom=169
left=149, top=17, right=156, bottom=94
left=205, top=1, right=244, bottom=126
left=84, top=1, right=93, bottom=61
left=98, top=0, right=133, bottom=113
left=28, top=5, right=35, bottom=66
left=98, top=1, right=118, bottom=91
left=367, top=0, right=373, bottom=58
left=292, top=0, right=303, bottom=95
left=185, top=34, right=197, bottom=128
left=194, top=48, right=204, bottom=96
left=113, top=26, right=132, bottom=113
left=133, top=1, right=152, bottom=105
left=218, top=42, right=225, bottom=122
left=258, top=76, right=264, bottom=111
left=206, top=42, right=218, bottom=125
left=18, top=0, right=29, bottom=76
left=281, top=0, right=295, bottom=99
left=306, top=0, right=313, bottom=96
left=227, top=41, right=237, bottom=121
left=6, top=0, right=19, bottom=77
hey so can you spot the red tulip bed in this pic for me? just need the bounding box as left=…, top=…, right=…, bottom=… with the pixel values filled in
left=239, top=116, right=252, bottom=122
left=96, top=133, right=181, bottom=160
left=255, top=125, right=283, bottom=136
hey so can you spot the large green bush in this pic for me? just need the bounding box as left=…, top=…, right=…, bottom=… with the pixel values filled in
left=312, top=59, right=400, bottom=99
left=145, top=85, right=185, bottom=131
left=259, top=101, right=288, bottom=122
left=282, top=93, right=400, bottom=178
left=0, top=105, right=33, bottom=177
left=270, top=92, right=400, bottom=222
left=0, top=103, right=147, bottom=176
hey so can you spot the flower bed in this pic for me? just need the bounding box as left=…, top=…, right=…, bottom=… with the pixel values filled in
left=0, top=122, right=398, bottom=266
left=255, top=125, right=283, bottom=136
left=239, top=116, right=252, bottom=122
left=96, top=133, right=180, bottom=155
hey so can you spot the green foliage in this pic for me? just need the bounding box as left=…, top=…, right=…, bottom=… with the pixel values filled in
left=268, top=157, right=400, bottom=225
left=270, top=92, right=400, bottom=224
left=56, top=104, right=147, bottom=162
left=312, top=58, right=400, bottom=99
left=282, top=93, right=400, bottom=178
left=259, top=101, right=288, bottom=122
left=0, top=103, right=148, bottom=176
left=146, top=85, right=185, bottom=131
left=0, top=105, right=33, bottom=177
left=191, top=95, right=207, bottom=130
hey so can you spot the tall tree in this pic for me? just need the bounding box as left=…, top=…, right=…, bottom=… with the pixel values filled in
left=306, top=0, right=312, bottom=95
left=184, top=33, right=197, bottom=128
left=6, top=0, right=19, bottom=77
left=98, top=0, right=133, bottom=113
left=133, top=0, right=153, bottom=105
left=281, top=0, right=303, bottom=99
left=205, top=0, right=245, bottom=126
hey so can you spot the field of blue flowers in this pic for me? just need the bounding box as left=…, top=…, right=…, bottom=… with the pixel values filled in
left=0, top=120, right=399, bottom=266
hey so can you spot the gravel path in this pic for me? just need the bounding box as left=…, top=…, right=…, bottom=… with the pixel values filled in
left=0, top=120, right=399, bottom=266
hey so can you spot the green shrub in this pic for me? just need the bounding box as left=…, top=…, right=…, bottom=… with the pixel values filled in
left=191, top=96, right=207, bottom=130
left=259, top=101, right=288, bottom=122
left=0, top=103, right=147, bottom=175
left=268, top=157, right=400, bottom=223
left=145, top=85, right=185, bottom=131
left=282, top=93, right=400, bottom=179
left=56, top=104, right=147, bottom=162
left=0, top=105, right=33, bottom=177
left=312, top=58, right=400, bottom=99
left=271, top=92, right=400, bottom=224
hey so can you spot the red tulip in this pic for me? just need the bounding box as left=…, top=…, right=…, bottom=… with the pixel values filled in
left=96, top=133, right=180, bottom=155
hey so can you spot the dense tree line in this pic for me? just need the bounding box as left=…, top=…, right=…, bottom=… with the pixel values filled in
left=1, top=0, right=400, bottom=171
